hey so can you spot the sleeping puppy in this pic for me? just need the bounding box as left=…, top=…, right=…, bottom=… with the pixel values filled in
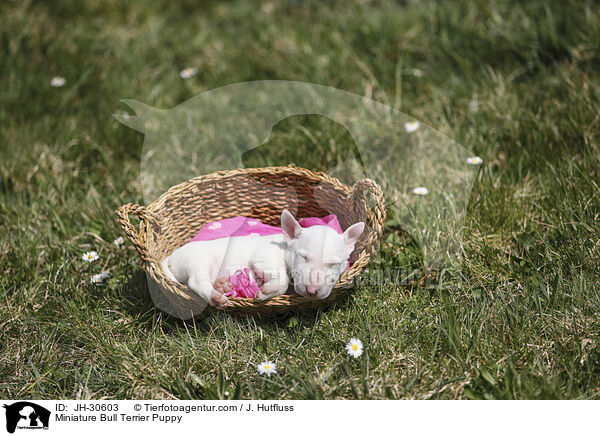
left=161, top=210, right=365, bottom=308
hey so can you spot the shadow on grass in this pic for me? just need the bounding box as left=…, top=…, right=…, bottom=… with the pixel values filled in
left=119, top=266, right=360, bottom=335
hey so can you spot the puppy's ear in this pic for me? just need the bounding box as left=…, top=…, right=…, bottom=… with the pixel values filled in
left=343, top=222, right=365, bottom=254
left=281, top=209, right=303, bottom=242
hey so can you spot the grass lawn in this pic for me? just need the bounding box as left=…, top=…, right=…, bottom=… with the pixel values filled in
left=1, top=0, right=600, bottom=399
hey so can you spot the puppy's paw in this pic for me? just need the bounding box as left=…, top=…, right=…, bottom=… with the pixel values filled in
left=254, top=285, right=281, bottom=302
left=213, top=277, right=233, bottom=294
left=253, top=289, right=269, bottom=302
left=209, top=290, right=230, bottom=309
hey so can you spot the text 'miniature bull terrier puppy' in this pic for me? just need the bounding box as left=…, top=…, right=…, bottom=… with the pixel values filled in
left=161, top=210, right=365, bottom=308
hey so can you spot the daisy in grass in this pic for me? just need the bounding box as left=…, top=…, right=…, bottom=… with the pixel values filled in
left=82, top=251, right=99, bottom=262
left=345, top=338, right=363, bottom=358
left=50, top=76, right=66, bottom=87
left=90, top=271, right=110, bottom=285
left=179, top=67, right=198, bottom=79
left=256, top=361, right=277, bottom=376
left=404, top=121, right=420, bottom=133
left=113, top=237, right=124, bottom=247
left=412, top=187, right=429, bottom=196
left=466, top=156, right=483, bottom=165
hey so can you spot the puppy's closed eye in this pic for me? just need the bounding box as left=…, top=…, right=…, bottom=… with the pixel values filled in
left=298, top=251, right=310, bottom=262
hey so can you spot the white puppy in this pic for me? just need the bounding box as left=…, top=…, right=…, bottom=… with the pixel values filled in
left=161, top=210, right=365, bottom=308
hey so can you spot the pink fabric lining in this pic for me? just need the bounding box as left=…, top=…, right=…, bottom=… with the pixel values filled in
left=189, top=214, right=342, bottom=242
left=299, top=215, right=342, bottom=234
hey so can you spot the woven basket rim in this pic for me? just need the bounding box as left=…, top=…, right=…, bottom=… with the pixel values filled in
left=148, top=164, right=352, bottom=215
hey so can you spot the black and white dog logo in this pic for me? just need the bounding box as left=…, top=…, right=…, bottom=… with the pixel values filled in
left=3, top=402, right=50, bottom=434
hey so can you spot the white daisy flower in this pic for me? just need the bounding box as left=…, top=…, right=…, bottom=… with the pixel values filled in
left=412, top=187, right=429, bottom=196
left=90, top=271, right=109, bottom=285
left=256, top=361, right=277, bottom=376
left=345, top=338, right=363, bottom=358
left=466, top=156, right=483, bottom=165
left=113, top=237, right=124, bottom=247
left=50, top=76, right=66, bottom=87
left=81, top=251, right=99, bottom=262
left=404, top=121, right=420, bottom=132
left=90, top=273, right=104, bottom=285
left=179, top=67, right=198, bottom=79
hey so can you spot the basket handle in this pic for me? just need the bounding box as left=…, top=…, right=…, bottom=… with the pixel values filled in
left=347, top=178, right=386, bottom=242
left=115, top=203, right=160, bottom=260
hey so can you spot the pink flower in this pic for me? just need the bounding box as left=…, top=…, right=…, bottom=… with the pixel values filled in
left=225, top=268, right=260, bottom=298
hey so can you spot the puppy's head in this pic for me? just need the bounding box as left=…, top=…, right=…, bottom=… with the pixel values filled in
left=281, top=209, right=365, bottom=299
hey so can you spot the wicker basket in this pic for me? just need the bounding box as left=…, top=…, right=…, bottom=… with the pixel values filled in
left=115, top=164, right=385, bottom=317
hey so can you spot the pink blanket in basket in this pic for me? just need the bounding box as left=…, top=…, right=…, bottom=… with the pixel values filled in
left=189, top=214, right=342, bottom=242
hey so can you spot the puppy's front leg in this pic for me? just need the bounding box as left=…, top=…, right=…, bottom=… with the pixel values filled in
left=252, top=265, right=289, bottom=301
left=188, top=272, right=230, bottom=309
